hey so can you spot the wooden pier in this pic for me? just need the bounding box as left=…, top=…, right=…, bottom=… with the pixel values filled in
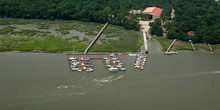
left=84, top=21, right=109, bottom=54
left=78, top=57, right=85, bottom=71
left=190, top=41, right=196, bottom=52
left=208, top=43, right=213, bottom=53
left=139, top=54, right=146, bottom=70
left=107, top=53, right=118, bottom=68
left=166, top=39, right=177, bottom=52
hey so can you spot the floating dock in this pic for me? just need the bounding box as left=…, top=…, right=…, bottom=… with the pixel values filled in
left=78, top=57, right=85, bottom=71
left=107, top=53, right=118, bottom=68
left=139, top=54, right=146, bottom=70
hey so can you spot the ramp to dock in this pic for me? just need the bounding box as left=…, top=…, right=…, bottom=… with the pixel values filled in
left=166, top=39, right=177, bottom=52
left=142, top=31, right=149, bottom=53
left=84, top=21, right=109, bottom=54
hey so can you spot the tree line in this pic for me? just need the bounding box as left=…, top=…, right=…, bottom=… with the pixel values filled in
left=0, top=0, right=219, bottom=43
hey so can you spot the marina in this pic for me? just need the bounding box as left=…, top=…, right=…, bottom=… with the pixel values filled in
left=104, top=53, right=126, bottom=72
left=68, top=56, right=94, bottom=72
left=68, top=53, right=127, bottom=72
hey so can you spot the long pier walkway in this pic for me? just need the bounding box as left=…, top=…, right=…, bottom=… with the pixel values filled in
left=107, top=53, right=118, bottom=68
left=166, top=39, right=177, bottom=52
left=139, top=54, right=146, bottom=70
left=142, top=31, right=149, bottom=53
left=84, top=21, right=109, bottom=54
left=78, top=57, right=85, bottom=71
left=190, top=41, right=196, bottom=52
left=208, top=43, right=213, bottom=53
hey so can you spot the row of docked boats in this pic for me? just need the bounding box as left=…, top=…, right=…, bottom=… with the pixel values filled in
left=68, top=57, right=90, bottom=61
left=68, top=57, right=94, bottom=72
left=134, top=54, right=147, bottom=70
left=104, top=53, right=126, bottom=72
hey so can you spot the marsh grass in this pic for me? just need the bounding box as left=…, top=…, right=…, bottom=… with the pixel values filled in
left=0, top=35, right=87, bottom=52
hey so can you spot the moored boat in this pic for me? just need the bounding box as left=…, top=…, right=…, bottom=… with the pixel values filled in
left=109, top=67, right=119, bottom=72
left=86, top=68, right=94, bottom=72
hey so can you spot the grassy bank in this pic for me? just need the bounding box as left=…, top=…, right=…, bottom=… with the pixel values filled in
left=0, top=18, right=142, bottom=52
left=0, top=35, right=87, bottom=52
left=155, top=36, right=220, bottom=51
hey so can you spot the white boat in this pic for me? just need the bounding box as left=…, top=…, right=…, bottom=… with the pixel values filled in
left=120, top=67, right=126, bottom=71
left=112, top=58, right=118, bottom=60
left=110, top=53, right=115, bottom=57
left=116, top=60, right=120, bottom=63
left=109, top=67, right=119, bottom=72
left=117, top=65, right=122, bottom=68
left=164, top=51, right=172, bottom=55
left=129, top=53, right=137, bottom=56
left=80, top=57, right=90, bottom=61
left=86, top=68, right=94, bottom=72
left=85, top=64, right=93, bottom=67
left=71, top=68, right=79, bottom=71
left=72, top=62, right=79, bottom=65
left=69, top=57, right=77, bottom=61
left=135, top=66, right=140, bottom=68
left=77, top=69, right=82, bottom=72
left=103, top=57, right=109, bottom=60
left=106, top=65, right=112, bottom=67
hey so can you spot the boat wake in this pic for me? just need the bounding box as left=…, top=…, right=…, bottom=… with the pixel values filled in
left=210, top=71, right=220, bottom=74
left=54, top=74, right=125, bottom=96
left=92, top=74, right=124, bottom=83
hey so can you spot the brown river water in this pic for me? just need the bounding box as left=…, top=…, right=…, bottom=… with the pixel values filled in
left=0, top=39, right=220, bottom=110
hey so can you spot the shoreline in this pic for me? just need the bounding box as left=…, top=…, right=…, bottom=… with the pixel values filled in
left=1, top=47, right=220, bottom=54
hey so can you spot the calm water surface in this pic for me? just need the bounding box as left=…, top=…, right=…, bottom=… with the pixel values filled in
left=0, top=39, right=220, bottom=110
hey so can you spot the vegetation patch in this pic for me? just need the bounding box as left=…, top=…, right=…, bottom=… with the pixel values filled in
left=0, top=35, right=87, bottom=52
left=91, top=31, right=142, bottom=52
left=0, top=26, right=15, bottom=34
left=37, top=24, right=50, bottom=30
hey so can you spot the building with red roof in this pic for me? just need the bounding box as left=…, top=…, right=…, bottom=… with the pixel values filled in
left=142, top=7, right=163, bottom=20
